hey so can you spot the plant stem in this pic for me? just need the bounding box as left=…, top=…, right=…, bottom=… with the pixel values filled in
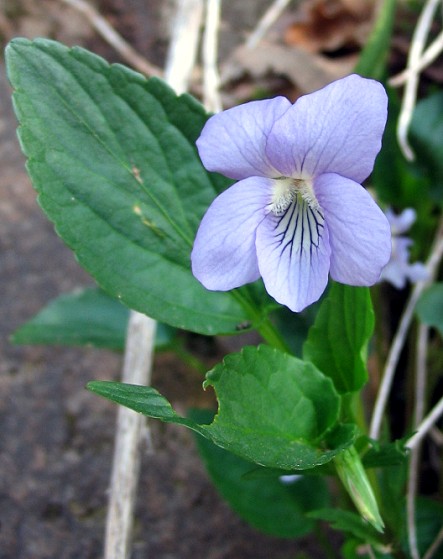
left=314, top=522, right=341, bottom=559
left=232, top=289, right=291, bottom=352
left=172, top=342, right=208, bottom=375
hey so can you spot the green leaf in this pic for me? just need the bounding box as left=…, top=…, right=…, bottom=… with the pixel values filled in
left=11, top=287, right=176, bottom=350
left=400, top=498, right=443, bottom=558
left=307, top=509, right=383, bottom=547
left=88, top=345, right=356, bottom=470
left=203, top=346, right=353, bottom=469
left=354, top=0, right=396, bottom=80
left=192, top=410, right=329, bottom=538
left=5, top=38, right=252, bottom=335
left=416, top=283, right=443, bottom=335
left=372, top=88, right=429, bottom=208
left=410, top=91, right=443, bottom=198
left=87, top=380, right=205, bottom=432
left=303, top=283, right=374, bottom=394
left=272, top=301, right=320, bottom=357
left=357, top=437, right=409, bottom=469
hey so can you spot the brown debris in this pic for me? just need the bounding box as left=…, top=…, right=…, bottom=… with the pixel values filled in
left=284, top=0, right=374, bottom=54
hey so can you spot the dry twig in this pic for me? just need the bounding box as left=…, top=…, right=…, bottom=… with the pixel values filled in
left=164, top=0, right=204, bottom=93
left=202, top=0, right=222, bottom=112
left=59, top=0, right=162, bottom=77
left=370, top=218, right=443, bottom=440
left=407, top=396, right=443, bottom=451
left=396, top=0, right=441, bottom=161
left=246, top=0, right=293, bottom=49
left=104, top=1, right=204, bottom=557
left=390, top=29, right=443, bottom=87
left=105, top=313, right=156, bottom=559
left=407, top=322, right=431, bottom=559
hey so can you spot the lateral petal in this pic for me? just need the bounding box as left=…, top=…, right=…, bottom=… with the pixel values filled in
left=266, top=74, right=387, bottom=183
left=196, top=97, right=292, bottom=180
left=315, top=173, right=391, bottom=285
left=256, top=197, right=331, bottom=312
left=191, top=177, right=272, bottom=290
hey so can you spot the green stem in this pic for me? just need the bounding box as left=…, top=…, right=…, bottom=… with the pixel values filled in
left=232, top=289, right=291, bottom=353
left=172, top=343, right=208, bottom=375
left=314, top=522, right=341, bottom=559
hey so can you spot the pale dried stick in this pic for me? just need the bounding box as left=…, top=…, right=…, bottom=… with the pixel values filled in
left=104, top=1, right=204, bottom=558
left=59, top=0, right=162, bottom=77
left=246, top=0, right=293, bottom=49
left=390, top=28, right=443, bottom=87
left=164, top=0, right=204, bottom=94
left=202, top=0, right=222, bottom=113
left=407, top=395, right=443, bottom=450
left=423, top=525, right=443, bottom=559
left=407, top=322, right=430, bottom=559
left=430, top=426, right=443, bottom=446
left=396, top=0, right=440, bottom=161
left=369, top=218, right=443, bottom=440
left=105, top=312, right=157, bottom=559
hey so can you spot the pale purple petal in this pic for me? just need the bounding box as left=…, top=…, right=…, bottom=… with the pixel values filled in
left=385, top=207, right=416, bottom=235
left=407, top=262, right=429, bottom=284
left=191, top=177, right=272, bottom=290
left=380, top=259, right=408, bottom=289
left=315, top=173, right=391, bottom=285
left=255, top=198, right=331, bottom=312
left=196, top=97, right=292, bottom=180
left=380, top=236, right=429, bottom=288
left=265, top=74, right=387, bottom=183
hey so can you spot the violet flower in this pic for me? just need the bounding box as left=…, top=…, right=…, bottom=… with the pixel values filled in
left=380, top=208, right=428, bottom=289
left=191, top=75, right=391, bottom=312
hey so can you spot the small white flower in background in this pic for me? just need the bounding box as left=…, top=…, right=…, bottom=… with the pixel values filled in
left=279, top=474, right=303, bottom=485
left=380, top=208, right=429, bottom=289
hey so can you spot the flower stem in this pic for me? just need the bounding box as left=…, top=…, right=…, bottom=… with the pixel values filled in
left=232, top=289, right=291, bottom=353
left=314, top=522, right=341, bottom=559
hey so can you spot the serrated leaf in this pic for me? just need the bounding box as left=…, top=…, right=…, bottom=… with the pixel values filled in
left=11, top=287, right=176, bottom=350
left=88, top=345, right=356, bottom=470
left=5, top=38, right=252, bottom=335
left=193, top=421, right=329, bottom=538
left=303, top=283, right=374, bottom=394
left=416, top=283, right=443, bottom=336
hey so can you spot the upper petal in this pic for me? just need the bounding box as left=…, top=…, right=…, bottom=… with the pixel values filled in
left=266, top=74, right=388, bottom=183
left=191, top=177, right=273, bottom=291
left=196, top=97, right=292, bottom=180
left=315, top=173, right=391, bottom=285
left=256, top=196, right=331, bottom=312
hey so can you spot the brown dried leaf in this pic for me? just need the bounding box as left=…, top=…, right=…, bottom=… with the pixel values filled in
left=221, top=41, right=356, bottom=95
left=284, top=0, right=374, bottom=53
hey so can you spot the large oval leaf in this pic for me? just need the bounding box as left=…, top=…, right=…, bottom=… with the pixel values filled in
left=5, top=38, right=250, bottom=335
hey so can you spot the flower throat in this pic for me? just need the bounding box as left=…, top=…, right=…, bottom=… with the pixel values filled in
left=269, top=177, right=319, bottom=216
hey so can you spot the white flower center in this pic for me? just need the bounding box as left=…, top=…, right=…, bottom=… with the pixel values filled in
left=269, top=177, right=319, bottom=216
left=267, top=177, right=325, bottom=260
